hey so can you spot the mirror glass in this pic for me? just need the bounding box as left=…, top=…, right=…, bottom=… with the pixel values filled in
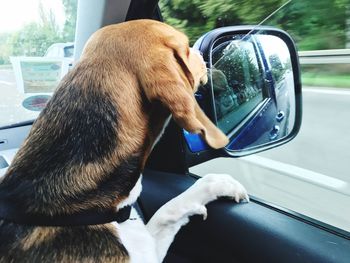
left=211, top=34, right=296, bottom=152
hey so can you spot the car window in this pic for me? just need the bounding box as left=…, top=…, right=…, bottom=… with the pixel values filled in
left=212, top=36, right=265, bottom=134
left=45, top=46, right=61, bottom=57
left=64, top=45, right=74, bottom=58
left=160, top=0, right=350, bottom=233
left=0, top=0, right=77, bottom=127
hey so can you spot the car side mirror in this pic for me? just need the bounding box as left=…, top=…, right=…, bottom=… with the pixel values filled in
left=185, top=26, right=302, bottom=157
left=146, top=26, right=302, bottom=172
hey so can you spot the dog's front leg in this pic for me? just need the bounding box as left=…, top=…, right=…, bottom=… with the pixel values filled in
left=146, top=174, right=249, bottom=262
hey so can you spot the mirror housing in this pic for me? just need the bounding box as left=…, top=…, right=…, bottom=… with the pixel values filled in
left=146, top=26, right=302, bottom=173
left=184, top=26, right=302, bottom=158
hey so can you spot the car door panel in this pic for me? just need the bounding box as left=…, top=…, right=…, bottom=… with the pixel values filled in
left=0, top=123, right=32, bottom=151
left=139, top=169, right=350, bottom=263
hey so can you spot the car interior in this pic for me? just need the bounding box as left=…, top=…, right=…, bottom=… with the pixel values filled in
left=0, top=0, right=349, bottom=262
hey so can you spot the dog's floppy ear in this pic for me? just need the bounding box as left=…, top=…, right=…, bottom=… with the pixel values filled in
left=164, top=38, right=195, bottom=89
left=139, top=44, right=229, bottom=149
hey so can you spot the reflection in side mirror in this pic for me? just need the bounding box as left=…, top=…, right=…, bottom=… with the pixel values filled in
left=209, top=32, right=299, bottom=154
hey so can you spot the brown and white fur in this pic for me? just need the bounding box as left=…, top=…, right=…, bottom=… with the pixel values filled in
left=0, top=19, right=248, bottom=263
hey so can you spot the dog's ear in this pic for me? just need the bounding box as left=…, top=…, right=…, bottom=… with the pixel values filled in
left=164, top=38, right=195, bottom=89
left=139, top=44, right=229, bottom=149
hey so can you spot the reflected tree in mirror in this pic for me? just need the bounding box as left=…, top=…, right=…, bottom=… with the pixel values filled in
left=210, top=33, right=295, bottom=152
left=212, top=35, right=264, bottom=134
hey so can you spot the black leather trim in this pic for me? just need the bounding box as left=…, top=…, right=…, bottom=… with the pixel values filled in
left=140, top=169, right=350, bottom=263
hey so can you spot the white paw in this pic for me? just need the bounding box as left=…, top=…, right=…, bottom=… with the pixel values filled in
left=157, top=202, right=208, bottom=225
left=184, top=203, right=208, bottom=220
left=191, top=173, right=249, bottom=204
left=148, top=174, right=248, bottom=227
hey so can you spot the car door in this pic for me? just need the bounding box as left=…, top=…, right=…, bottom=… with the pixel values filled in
left=0, top=0, right=349, bottom=262
left=136, top=0, right=350, bottom=262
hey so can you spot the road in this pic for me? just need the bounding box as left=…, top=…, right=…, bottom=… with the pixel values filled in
left=0, top=68, right=41, bottom=127
left=190, top=87, right=350, bottom=231
left=261, top=87, right=350, bottom=181
left=192, top=86, right=350, bottom=183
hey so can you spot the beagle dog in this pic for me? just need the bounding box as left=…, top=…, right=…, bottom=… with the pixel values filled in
left=0, top=20, right=248, bottom=262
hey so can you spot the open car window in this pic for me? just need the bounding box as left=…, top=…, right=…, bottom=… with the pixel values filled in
left=159, top=0, right=350, bottom=234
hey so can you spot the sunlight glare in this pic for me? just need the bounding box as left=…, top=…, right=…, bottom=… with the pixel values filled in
left=0, top=0, right=65, bottom=33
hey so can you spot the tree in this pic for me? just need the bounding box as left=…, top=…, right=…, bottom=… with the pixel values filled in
left=335, top=0, right=350, bottom=48
left=0, top=0, right=77, bottom=64
left=160, top=0, right=348, bottom=50
left=62, top=0, right=78, bottom=41
left=8, top=22, right=61, bottom=57
left=159, top=0, right=284, bottom=44
left=271, top=0, right=347, bottom=50
left=0, top=33, right=11, bottom=64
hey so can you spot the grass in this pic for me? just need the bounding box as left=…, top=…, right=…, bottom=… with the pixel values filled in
left=302, top=72, right=350, bottom=88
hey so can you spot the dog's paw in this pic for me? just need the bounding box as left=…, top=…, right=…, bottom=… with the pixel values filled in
left=186, top=203, right=208, bottom=220
left=150, top=202, right=208, bottom=227
left=191, top=173, right=249, bottom=204
left=148, top=174, right=248, bottom=227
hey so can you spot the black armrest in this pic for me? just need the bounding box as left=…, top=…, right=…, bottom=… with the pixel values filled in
left=139, top=169, right=350, bottom=263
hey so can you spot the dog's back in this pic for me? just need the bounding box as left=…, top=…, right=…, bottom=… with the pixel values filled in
left=0, top=22, right=148, bottom=263
left=0, top=57, right=135, bottom=263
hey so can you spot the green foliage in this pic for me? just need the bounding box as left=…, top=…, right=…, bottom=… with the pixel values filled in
left=270, top=0, right=347, bottom=50
left=0, top=0, right=77, bottom=64
left=0, top=33, right=11, bottom=64
left=8, top=22, right=61, bottom=57
left=160, top=0, right=349, bottom=50
left=269, top=54, right=286, bottom=82
left=159, top=0, right=213, bottom=42
left=62, top=0, right=78, bottom=41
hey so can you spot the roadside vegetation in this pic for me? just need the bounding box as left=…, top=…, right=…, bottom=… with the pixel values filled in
left=0, top=0, right=76, bottom=65
left=159, top=0, right=349, bottom=50
left=160, top=0, right=350, bottom=89
left=301, top=64, right=350, bottom=88
left=302, top=73, right=350, bottom=88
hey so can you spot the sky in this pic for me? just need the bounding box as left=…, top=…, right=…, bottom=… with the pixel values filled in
left=258, top=34, right=290, bottom=64
left=0, top=0, right=65, bottom=33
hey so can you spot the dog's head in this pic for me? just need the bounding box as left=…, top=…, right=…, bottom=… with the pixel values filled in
left=133, top=20, right=229, bottom=149
left=81, top=20, right=229, bottom=153
left=82, top=20, right=228, bottom=149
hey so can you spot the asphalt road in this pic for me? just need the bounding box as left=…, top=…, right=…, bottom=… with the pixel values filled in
left=260, top=87, right=350, bottom=181
left=191, top=86, right=350, bottom=183
left=190, top=86, right=350, bottom=231
left=0, top=68, right=40, bottom=126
